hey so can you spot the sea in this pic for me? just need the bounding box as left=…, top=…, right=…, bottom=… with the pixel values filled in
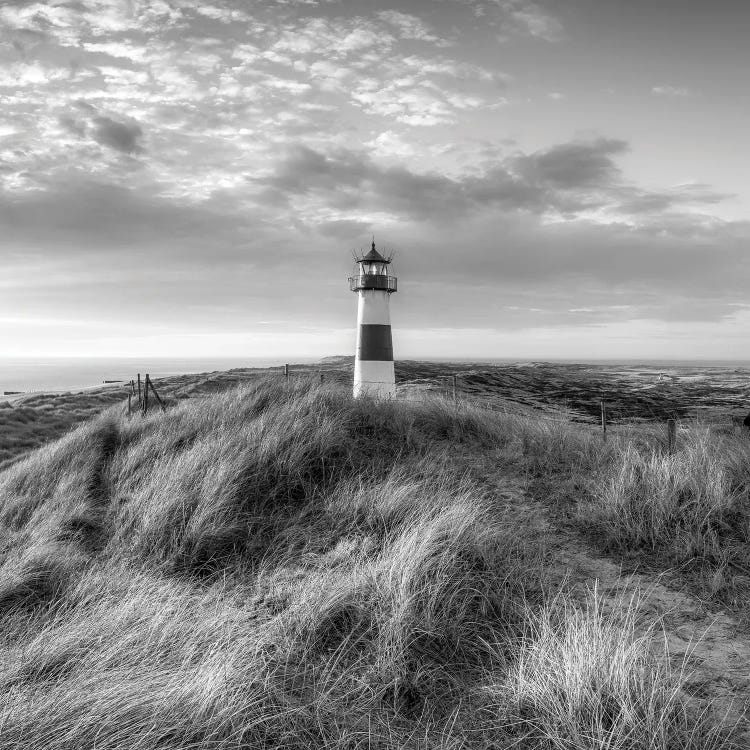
left=0, top=357, right=306, bottom=394
left=1, top=356, right=747, bottom=395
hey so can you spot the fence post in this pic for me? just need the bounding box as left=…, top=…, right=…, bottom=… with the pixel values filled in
left=284, top=363, right=289, bottom=381
left=600, top=400, right=607, bottom=441
left=143, top=374, right=149, bottom=415
left=137, top=373, right=142, bottom=409
left=452, top=375, right=457, bottom=403
left=148, top=376, right=166, bottom=412
left=667, top=418, right=677, bottom=454
left=319, top=371, right=324, bottom=383
left=127, top=391, right=131, bottom=417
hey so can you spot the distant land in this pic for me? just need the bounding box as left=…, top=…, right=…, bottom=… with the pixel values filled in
left=1, top=357, right=748, bottom=468
left=2, top=354, right=749, bottom=394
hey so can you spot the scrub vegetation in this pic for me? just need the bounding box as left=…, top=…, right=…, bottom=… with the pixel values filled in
left=0, top=378, right=743, bottom=748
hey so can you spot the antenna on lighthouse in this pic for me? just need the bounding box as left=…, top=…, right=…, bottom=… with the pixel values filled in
left=348, top=237, right=398, bottom=398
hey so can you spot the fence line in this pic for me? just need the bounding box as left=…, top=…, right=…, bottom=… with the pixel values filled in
left=116, top=364, right=748, bottom=435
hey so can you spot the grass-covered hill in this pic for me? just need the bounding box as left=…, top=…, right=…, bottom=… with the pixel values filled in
left=1, top=376, right=748, bottom=749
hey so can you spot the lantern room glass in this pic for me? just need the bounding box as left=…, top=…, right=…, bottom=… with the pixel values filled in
left=362, top=262, right=386, bottom=275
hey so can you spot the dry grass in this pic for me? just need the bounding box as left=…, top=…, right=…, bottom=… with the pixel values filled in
left=0, top=389, right=127, bottom=468
left=0, top=378, right=739, bottom=748
left=580, top=431, right=750, bottom=603
left=490, top=593, right=732, bottom=749
left=481, top=402, right=750, bottom=604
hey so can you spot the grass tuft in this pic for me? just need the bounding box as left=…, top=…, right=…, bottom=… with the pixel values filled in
left=493, top=592, right=734, bottom=749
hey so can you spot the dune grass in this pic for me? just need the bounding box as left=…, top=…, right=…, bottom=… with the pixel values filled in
left=493, top=592, right=733, bottom=750
left=579, top=430, right=750, bottom=603
left=0, top=378, right=739, bottom=748
left=497, top=404, right=750, bottom=603
left=0, top=388, right=132, bottom=470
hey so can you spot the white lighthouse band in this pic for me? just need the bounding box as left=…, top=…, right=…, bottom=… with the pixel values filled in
left=349, top=242, right=397, bottom=398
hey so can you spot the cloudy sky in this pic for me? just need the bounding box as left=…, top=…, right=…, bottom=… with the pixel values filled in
left=1, top=0, right=749, bottom=360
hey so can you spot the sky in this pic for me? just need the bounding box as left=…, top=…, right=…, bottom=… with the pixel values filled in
left=1, top=0, right=749, bottom=360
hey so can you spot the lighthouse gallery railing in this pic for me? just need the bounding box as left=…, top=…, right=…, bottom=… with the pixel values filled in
left=348, top=275, right=398, bottom=292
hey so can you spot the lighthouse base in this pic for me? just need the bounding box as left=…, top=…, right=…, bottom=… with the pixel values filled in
left=353, top=360, right=395, bottom=399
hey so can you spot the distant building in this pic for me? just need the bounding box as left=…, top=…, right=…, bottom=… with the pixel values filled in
left=349, top=241, right=397, bottom=398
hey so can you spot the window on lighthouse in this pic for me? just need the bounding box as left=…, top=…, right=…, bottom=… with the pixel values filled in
left=363, top=262, right=385, bottom=275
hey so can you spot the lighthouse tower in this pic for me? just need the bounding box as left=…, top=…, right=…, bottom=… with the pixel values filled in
left=349, top=241, right=398, bottom=398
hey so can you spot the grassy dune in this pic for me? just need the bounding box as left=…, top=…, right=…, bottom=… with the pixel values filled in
left=0, top=378, right=741, bottom=748
left=514, top=414, right=750, bottom=604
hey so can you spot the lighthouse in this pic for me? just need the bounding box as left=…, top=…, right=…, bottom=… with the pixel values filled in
left=349, top=240, right=398, bottom=398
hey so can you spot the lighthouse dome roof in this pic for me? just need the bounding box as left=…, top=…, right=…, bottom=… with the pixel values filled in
left=360, top=241, right=389, bottom=264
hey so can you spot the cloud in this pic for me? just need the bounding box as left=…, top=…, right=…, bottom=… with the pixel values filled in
left=92, top=115, right=144, bottom=153
left=1, top=135, right=748, bottom=346
left=0, top=177, right=239, bottom=254
left=242, top=136, right=749, bottom=330
left=377, top=10, right=447, bottom=44
left=253, top=136, right=737, bottom=228
left=367, top=130, right=416, bottom=159
left=511, top=138, right=629, bottom=189
left=317, top=219, right=372, bottom=238
left=615, top=183, right=731, bottom=215
left=253, top=137, right=728, bottom=227
left=652, top=85, right=690, bottom=97
left=0, top=62, right=69, bottom=87
left=445, top=0, right=563, bottom=40
left=59, top=114, right=87, bottom=137
left=502, top=1, right=564, bottom=41
left=0, top=0, right=746, bottom=354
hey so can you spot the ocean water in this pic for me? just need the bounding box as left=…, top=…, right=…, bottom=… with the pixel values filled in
left=0, top=357, right=305, bottom=394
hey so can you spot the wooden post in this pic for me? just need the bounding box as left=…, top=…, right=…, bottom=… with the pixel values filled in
left=601, top=400, right=607, bottom=441
left=137, top=373, right=142, bottom=409
left=319, top=371, right=324, bottom=383
left=284, top=363, right=289, bottom=381
left=667, top=418, right=677, bottom=454
left=143, top=373, right=149, bottom=415
left=148, top=376, right=166, bottom=412
left=452, top=375, right=457, bottom=403
left=127, top=392, right=132, bottom=417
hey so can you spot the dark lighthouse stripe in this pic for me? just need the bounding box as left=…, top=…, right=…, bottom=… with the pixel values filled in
left=357, top=324, right=393, bottom=361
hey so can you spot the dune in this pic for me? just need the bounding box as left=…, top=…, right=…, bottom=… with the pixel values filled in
left=0, top=375, right=745, bottom=748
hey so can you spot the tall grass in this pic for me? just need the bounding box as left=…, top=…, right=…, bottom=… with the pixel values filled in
left=0, top=379, right=739, bottom=748
left=492, top=593, right=733, bottom=749
left=492, top=404, right=750, bottom=603
left=581, top=430, right=750, bottom=600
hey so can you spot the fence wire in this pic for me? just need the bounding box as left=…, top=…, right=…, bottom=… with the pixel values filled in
left=114, top=364, right=748, bottom=433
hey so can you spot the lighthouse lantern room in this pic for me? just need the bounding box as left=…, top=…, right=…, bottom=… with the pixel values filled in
left=349, top=241, right=397, bottom=398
